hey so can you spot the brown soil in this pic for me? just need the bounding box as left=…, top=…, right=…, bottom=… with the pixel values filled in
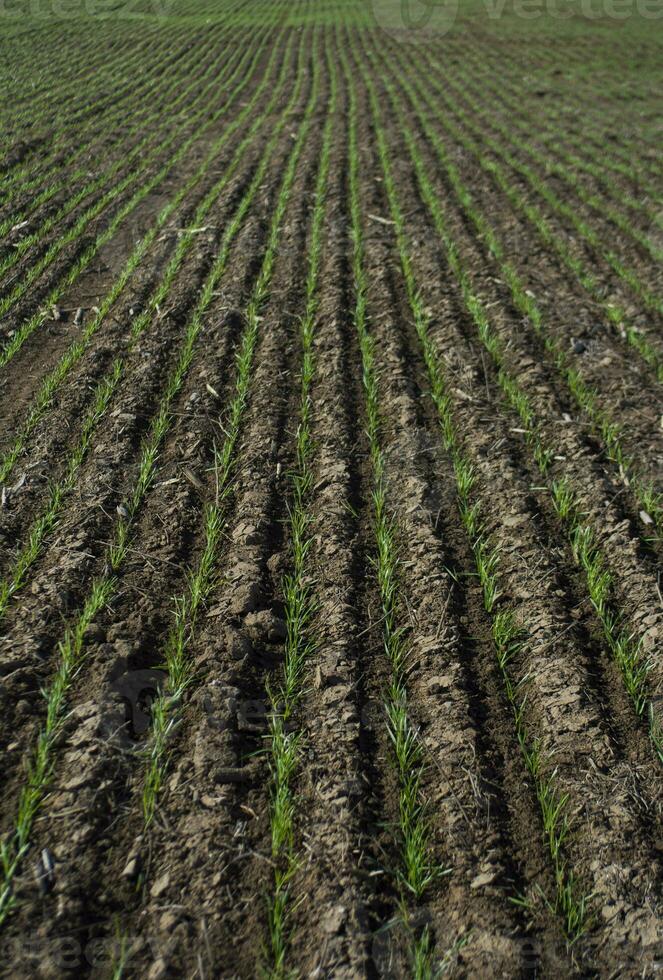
left=0, top=10, right=661, bottom=980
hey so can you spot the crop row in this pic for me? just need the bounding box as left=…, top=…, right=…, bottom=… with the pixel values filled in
left=0, top=27, right=246, bottom=282
left=352, top=27, right=663, bottom=758
left=0, top=21, right=308, bottom=923
left=0, top=24, right=238, bottom=239
left=368, top=40, right=663, bottom=535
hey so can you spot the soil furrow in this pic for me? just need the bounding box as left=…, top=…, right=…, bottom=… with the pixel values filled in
left=0, top=36, right=324, bottom=976
left=353, top=64, right=568, bottom=975
left=1, top=11, right=661, bottom=976
left=0, top=39, right=291, bottom=584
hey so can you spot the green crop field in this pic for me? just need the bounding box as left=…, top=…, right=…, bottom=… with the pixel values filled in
left=0, top=0, right=661, bottom=975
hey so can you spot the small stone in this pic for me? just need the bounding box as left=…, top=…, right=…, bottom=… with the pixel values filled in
left=321, top=904, right=346, bottom=934
left=200, top=794, right=221, bottom=808
left=150, top=872, right=170, bottom=899
left=148, top=957, right=168, bottom=980
left=122, top=857, right=140, bottom=879
left=638, top=918, right=661, bottom=946
left=35, top=848, right=55, bottom=894
left=572, top=339, right=586, bottom=354
left=427, top=675, right=452, bottom=694
left=160, top=911, right=179, bottom=932
left=470, top=871, right=496, bottom=889
left=63, top=771, right=89, bottom=790
left=502, top=512, right=527, bottom=528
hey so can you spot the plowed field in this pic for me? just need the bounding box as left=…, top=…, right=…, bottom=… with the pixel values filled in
left=0, top=0, right=661, bottom=975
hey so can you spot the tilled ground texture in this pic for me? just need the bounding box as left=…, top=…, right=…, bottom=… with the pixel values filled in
left=0, top=0, right=661, bottom=976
